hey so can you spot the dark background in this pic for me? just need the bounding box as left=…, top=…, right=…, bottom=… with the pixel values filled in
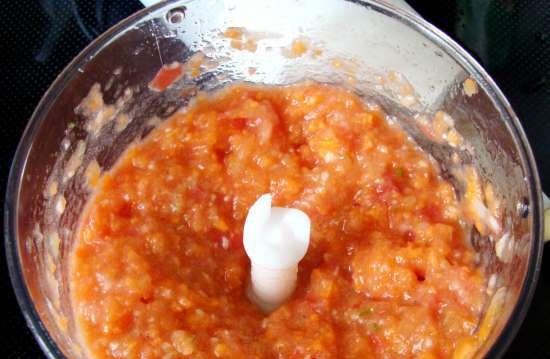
left=1, top=0, right=549, bottom=357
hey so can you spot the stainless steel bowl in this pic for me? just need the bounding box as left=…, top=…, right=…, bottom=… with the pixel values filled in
left=5, top=0, right=544, bottom=358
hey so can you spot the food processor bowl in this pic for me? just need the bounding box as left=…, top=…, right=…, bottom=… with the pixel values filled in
left=5, top=0, right=543, bottom=358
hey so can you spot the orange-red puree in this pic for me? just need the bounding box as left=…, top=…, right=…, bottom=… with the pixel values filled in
left=71, top=83, right=485, bottom=359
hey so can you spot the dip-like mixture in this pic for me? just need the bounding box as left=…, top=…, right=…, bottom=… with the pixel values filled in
left=71, top=83, right=486, bottom=359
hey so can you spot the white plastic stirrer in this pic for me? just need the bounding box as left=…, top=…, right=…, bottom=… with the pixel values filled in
left=243, top=194, right=311, bottom=312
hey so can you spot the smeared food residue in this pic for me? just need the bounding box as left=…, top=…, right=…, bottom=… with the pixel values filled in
left=312, top=47, right=323, bottom=58
left=76, top=83, right=117, bottom=136
left=282, top=38, right=324, bottom=59
left=149, top=53, right=212, bottom=91
left=55, top=195, right=66, bottom=215
left=149, top=62, right=185, bottom=92
left=414, top=111, right=464, bottom=149
left=287, top=38, right=309, bottom=58
left=186, top=52, right=207, bottom=78
left=224, top=27, right=257, bottom=52
left=433, top=111, right=464, bottom=148
left=445, top=128, right=464, bottom=148
left=48, top=231, right=61, bottom=259
left=330, top=58, right=360, bottom=73
left=484, top=183, right=503, bottom=221
left=46, top=180, right=58, bottom=198
left=223, top=26, right=245, bottom=39
left=463, top=78, right=479, bottom=97
left=146, top=116, right=162, bottom=129
left=385, top=71, right=418, bottom=107
left=495, top=232, right=514, bottom=263
left=56, top=315, right=69, bottom=333
left=115, top=113, right=130, bottom=133
left=432, top=111, right=454, bottom=142
left=77, top=83, right=103, bottom=114
left=462, top=166, right=501, bottom=236
left=84, top=159, right=101, bottom=190
left=64, top=140, right=86, bottom=182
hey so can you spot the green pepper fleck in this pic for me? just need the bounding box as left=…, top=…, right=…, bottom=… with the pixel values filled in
left=358, top=307, right=374, bottom=317
left=394, top=167, right=404, bottom=177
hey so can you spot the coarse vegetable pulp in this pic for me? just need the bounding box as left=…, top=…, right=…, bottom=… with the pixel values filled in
left=71, top=83, right=486, bottom=359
